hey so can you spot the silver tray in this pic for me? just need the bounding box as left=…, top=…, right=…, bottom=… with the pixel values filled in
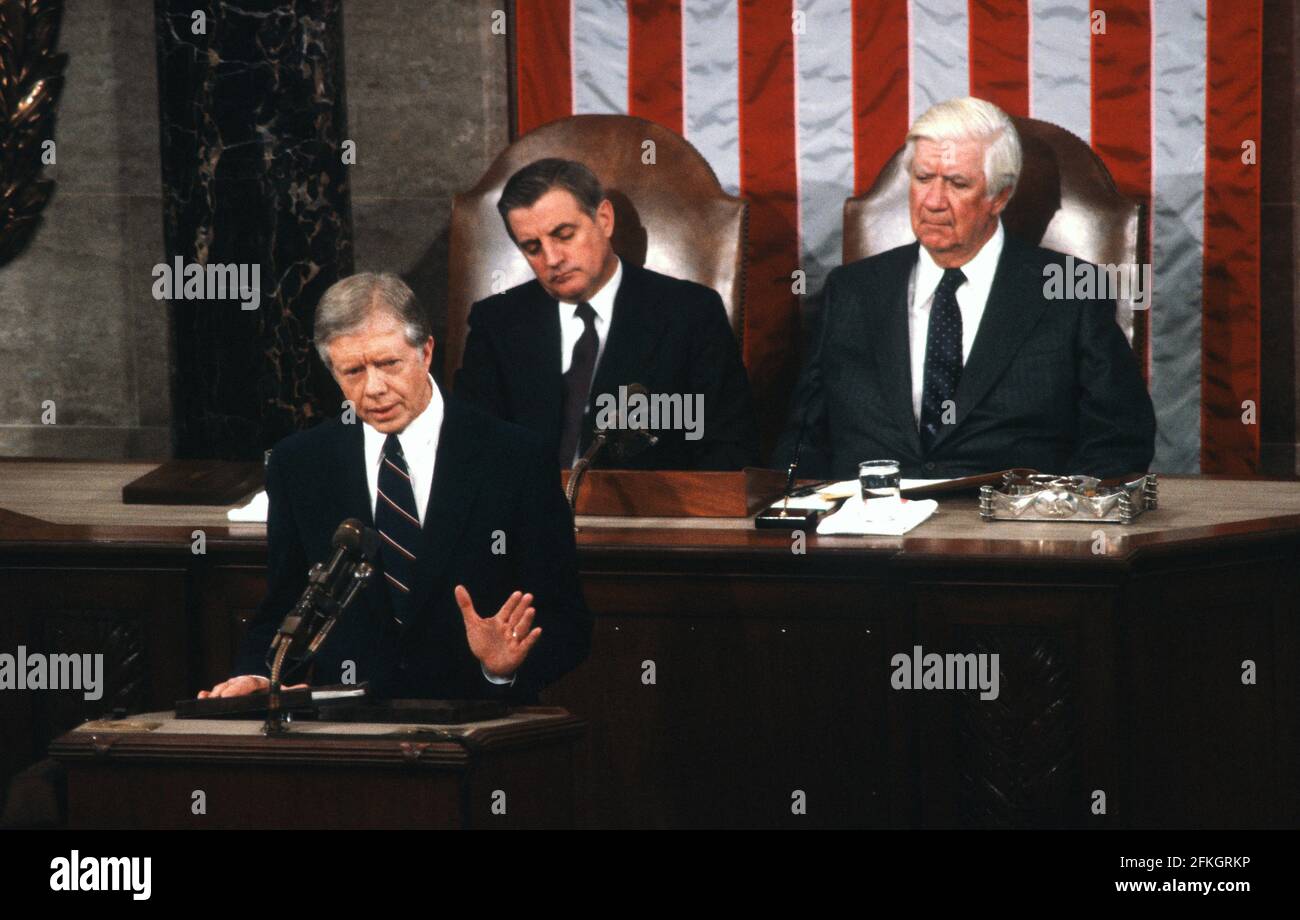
left=979, top=472, right=1157, bottom=524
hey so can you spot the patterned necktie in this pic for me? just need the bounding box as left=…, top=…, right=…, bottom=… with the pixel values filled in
left=558, top=301, right=599, bottom=467
left=375, top=433, right=422, bottom=625
left=919, top=267, right=967, bottom=452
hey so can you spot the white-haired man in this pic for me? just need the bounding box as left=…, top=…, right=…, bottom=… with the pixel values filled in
left=776, top=97, right=1155, bottom=480
left=200, top=272, right=591, bottom=702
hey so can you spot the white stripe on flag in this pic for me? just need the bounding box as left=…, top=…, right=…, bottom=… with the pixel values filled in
left=1029, top=0, right=1092, bottom=143
left=909, top=0, right=969, bottom=124
left=795, top=0, right=854, bottom=294
left=1150, top=0, right=1207, bottom=472
left=572, top=0, right=629, bottom=114
left=683, top=0, right=741, bottom=194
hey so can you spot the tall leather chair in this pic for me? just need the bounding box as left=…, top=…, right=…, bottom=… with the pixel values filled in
left=842, top=116, right=1145, bottom=341
left=443, top=114, right=747, bottom=388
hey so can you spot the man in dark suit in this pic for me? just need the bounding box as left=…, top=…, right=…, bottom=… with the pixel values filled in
left=454, top=158, right=759, bottom=471
left=200, top=273, right=590, bottom=702
left=775, top=97, right=1156, bottom=480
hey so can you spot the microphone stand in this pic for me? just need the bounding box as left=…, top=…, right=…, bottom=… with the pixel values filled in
left=565, top=432, right=608, bottom=531
left=264, top=542, right=375, bottom=736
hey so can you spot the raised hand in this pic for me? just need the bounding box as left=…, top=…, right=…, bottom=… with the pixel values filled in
left=455, top=585, right=542, bottom=680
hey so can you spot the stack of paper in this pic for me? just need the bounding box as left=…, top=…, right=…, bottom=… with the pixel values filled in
left=816, top=495, right=938, bottom=536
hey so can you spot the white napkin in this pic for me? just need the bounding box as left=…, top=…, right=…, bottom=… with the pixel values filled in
left=814, top=477, right=954, bottom=500
left=226, top=489, right=269, bottom=523
left=816, top=495, right=938, bottom=536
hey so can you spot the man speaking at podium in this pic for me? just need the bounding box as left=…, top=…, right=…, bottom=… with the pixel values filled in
left=200, top=273, right=591, bottom=702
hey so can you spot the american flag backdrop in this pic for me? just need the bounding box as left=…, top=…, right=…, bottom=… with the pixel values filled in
left=510, top=0, right=1262, bottom=474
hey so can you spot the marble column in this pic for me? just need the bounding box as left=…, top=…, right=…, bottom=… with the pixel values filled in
left=155, top=0, right=353, bottom=459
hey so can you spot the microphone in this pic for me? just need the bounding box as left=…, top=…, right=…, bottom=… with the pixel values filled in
left=754, top=396, right=822, bottom=529
left=264, top=518, right=377, bottom=734
left=606, top=382, right=660, bottom=463
left=565, top=382, right=661, bottom=516
left=267, top=518, right=378, bottom=675
left=312, top=519, right=376, bottom=596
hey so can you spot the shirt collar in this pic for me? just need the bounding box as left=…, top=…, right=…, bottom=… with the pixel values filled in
left=915, top=219, right=1005, bottom=304
left=361, top=372, right=443, bottom=464
left=559, top=257, right=622, bottom=326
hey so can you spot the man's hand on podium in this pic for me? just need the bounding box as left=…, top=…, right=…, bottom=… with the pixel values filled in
left=197, top=675, right=308, bottom=698
left=456, top=585, right=540, bottom=681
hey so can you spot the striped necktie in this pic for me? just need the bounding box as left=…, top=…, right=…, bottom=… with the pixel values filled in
left=375, top=433, right=422, bottom=625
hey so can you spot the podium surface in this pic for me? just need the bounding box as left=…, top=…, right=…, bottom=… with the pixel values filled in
left=49, top=707, right=584, bottom=829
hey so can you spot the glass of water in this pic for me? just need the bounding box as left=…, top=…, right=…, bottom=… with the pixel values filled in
left=859, top=459, right=901, bottom=504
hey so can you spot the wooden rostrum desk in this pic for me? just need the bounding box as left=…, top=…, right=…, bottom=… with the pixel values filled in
left=49, top=707, right=584, bottom=829
left=2, top=461, right=1298, bottom=828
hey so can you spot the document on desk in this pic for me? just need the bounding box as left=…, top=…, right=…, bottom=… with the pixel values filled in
left=227, top=489, right=268, bottom=522
left=816, top=495, right=938, bottom=536
left=813, top=478, right=955, bottom=500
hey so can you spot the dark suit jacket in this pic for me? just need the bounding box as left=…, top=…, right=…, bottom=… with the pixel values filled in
left=233, top=395, right=592, bottom=702
left=454, top=263, right=760, bottom=470
left=774, top=234, right=1156, bottom=480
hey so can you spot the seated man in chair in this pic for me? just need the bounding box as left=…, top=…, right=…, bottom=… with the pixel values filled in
left=775, top=97, right=1156, bottom=480
left=455, top=158, right=760, bottom=471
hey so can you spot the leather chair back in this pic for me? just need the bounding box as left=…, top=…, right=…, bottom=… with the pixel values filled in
left=842, top=116, right=1144, bottom=340
left=444, top=114, right=747, bottom=386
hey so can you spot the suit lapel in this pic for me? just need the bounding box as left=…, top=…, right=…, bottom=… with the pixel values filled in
left=581, top=265, right=667, bottom=453
left=514, top=284, right=564, bottom=440
left=404, top=397, right=487, bottom=625
left=335, top=418, right=374, bottom=528
left=871, top=244, right=923, bottom=457
left=933, top=234, right=1049, bottom=448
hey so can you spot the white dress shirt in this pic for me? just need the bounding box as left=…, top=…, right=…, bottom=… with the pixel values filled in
left=558, top=257, right=622, bottom=374
left=558, top=258, right=622, bottom=465
left=361, top=373, right=442, bottom=526
left=908, top=220, right=1005, bottom=425
left=360, top=374, right=512, bottom=686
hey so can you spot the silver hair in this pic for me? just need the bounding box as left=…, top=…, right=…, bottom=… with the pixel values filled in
left=313, top=273, right=430, bottom=369
left=904, top=96, right=1023, bottom=198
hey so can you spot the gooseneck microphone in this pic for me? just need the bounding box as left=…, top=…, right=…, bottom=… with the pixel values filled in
left=264, top=518, right=378, bottom=734
left=564, top=382, right=661, bottom=518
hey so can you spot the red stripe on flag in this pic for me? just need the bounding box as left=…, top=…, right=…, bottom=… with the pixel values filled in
left=852, top=0, right=910, bottom=195
left=739, top=0, right=800, bottom=453
left=515, top=1, right=573, bottom=135
left=968, top=0, right=1030, bottom=116
left=1202, top=0, right=1262, bottom=473
left=629, top=1, right=683, bottom=134
left=1091, top=0, right=1153, bottom=382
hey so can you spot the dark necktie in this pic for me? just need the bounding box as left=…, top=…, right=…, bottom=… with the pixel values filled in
left=919, top=267, right=967, bottom=452
left=375, top=433, right=422, bottom=625
left=558, top=301, right=599, bottom=467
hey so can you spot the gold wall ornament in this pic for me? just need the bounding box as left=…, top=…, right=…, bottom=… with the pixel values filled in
left=0, top=0, right=66, bottom=265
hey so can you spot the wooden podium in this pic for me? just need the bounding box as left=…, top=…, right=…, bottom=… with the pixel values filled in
left=49, top=707, right=585, bottom=829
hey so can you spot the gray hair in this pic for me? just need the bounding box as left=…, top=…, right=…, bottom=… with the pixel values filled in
left=904, top=96, right=1022, bottom=199
left=313, top=273, right=430, bottom=370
